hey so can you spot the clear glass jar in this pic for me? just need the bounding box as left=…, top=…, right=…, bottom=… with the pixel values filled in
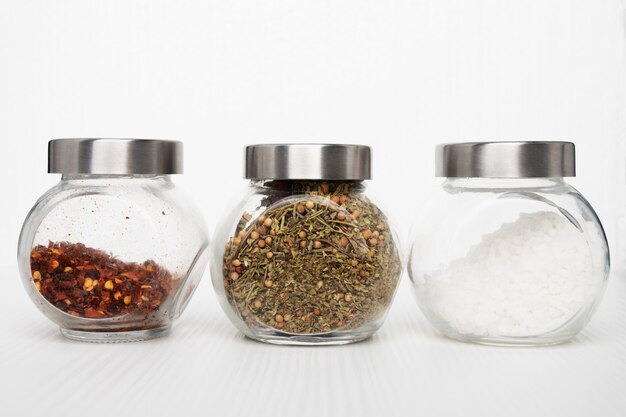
left=18, top=139, right=210, bottom=342
left=409, top=142, right=610, bottom=346
left=211, top=144, right=402, bottom=345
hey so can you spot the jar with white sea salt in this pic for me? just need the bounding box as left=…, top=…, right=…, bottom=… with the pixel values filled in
left=408, top=141, right=610, bottom=346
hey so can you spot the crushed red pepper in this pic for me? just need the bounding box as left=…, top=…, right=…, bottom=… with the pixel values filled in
left=30, top=242, right=178, bottom=319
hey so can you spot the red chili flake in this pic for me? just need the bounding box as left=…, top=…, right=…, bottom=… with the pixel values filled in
left=30, top=242, right=179, bottom=320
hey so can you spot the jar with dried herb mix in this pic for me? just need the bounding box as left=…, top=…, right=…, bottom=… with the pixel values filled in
left=408, top=142, right=610, bottom=346
left=18, top=139, right=210, bottom=342
left=211, top=144, right=402, bottom=345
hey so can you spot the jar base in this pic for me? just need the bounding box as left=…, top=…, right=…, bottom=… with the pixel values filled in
left=60, top=325, right=171, bottom=343
left=441, top=331, right=576, bottom=347
left=245, top=328, right=374, bottom=346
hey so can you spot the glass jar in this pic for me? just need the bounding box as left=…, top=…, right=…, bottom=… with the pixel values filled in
left=211, top=144, right=402, bottom=345
left=409, top=141, right=610, bottom=346
left=18, top=139, right=210, bottom=342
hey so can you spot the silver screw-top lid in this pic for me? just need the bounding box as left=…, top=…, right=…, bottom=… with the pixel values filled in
left=48, top=139, right=183, bottom=175
left=436, top=141, right=576, bottom=178
left=245, top=144, right=372, bottom=180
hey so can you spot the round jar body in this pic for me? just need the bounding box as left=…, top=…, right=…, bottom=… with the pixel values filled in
left=211, top=180, right=402, bottom=345
left=18, top=175, right=210, bottom=342
left=409, top=178, right=609, bottom=346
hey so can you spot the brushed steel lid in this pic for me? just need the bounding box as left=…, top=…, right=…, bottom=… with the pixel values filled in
left=245, top=144, right=372, bottom=180
left=436, top=141, right=576, bottom=178
left=48, top=138, right=183, bottom=175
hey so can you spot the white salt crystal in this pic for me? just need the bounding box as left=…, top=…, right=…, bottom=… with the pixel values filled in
left=423, top=211, right=603, bottom=338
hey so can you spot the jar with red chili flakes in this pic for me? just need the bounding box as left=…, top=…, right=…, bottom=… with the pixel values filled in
left=18, top=139, right=210, bottom=342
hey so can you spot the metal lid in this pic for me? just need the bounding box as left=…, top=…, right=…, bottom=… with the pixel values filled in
left=436, top=141, right=576, bottom=178
left=245, top=144, right=372, bottom=180
left=48, top=139, right=183, bottom=175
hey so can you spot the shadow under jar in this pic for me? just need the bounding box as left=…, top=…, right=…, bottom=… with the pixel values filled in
left=211, top=144, right=402, bottom=345
left=408, top=141, right=610, bottom=346
left=18, top=139, right=210, bottom=342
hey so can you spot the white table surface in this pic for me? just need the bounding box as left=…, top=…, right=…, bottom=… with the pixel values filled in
left=1, top=264, right=625, bottom=417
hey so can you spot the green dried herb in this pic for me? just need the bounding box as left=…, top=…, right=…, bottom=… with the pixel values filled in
left=222, top=181, right=401, bottom=334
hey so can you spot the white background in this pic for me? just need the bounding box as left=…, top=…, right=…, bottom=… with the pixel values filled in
left=0, top=1, right=625, bottom=416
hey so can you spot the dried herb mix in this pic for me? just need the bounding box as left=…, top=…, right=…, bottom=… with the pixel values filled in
left=223, top=181, right=402, bottom=334
left=31, top=242, right=178, bottom=322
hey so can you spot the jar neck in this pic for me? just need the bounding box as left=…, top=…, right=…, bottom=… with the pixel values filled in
left=444, top=177, right=567, bottom=190
left=60, top=173, right=172, bottom=183
left=250, top=179, right=367, bottom=193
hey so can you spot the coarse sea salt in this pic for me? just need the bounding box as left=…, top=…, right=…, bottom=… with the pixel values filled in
left=423, top=211, right=603, bottom=338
